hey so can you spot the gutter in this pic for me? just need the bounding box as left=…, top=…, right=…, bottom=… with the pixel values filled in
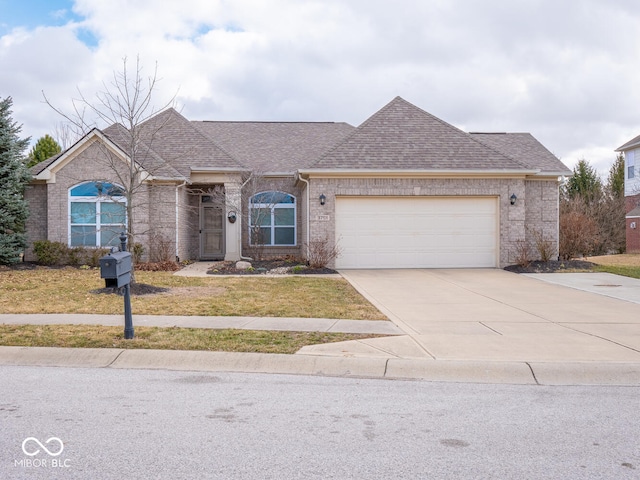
left=297, top=168, right=541, bottom=178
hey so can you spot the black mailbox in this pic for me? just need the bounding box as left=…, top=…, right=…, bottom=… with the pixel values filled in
left=99, top=251, right=132, bottom=288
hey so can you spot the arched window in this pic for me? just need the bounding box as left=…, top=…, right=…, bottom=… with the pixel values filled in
left=69, top=181, right=126, bottom=247
left=249, top=191, right=296, bottom=246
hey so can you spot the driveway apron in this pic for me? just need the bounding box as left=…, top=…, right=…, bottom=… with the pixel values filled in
left=297, top=269, right=640, bottom=363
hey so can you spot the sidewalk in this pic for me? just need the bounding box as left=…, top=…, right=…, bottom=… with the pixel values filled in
left=1, top=266, right=640, bottom=386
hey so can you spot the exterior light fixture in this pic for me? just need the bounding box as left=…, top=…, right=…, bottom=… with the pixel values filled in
left=510, top=193, right=517, bottom=205
left=319, top=194, right=326, bottom=206
left=227, top=211, right=237, bottom=223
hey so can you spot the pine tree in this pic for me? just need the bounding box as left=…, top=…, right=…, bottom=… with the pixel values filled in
left=564, top=159, right=602, bottom=202
left=606, top=153, right=625, bottom=198
left=0, top=97, right=31, bottom=264
left=27, top=134, right=61, bottom=168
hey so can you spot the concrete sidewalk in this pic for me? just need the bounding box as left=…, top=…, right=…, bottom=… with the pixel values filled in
left=0, top=314, right=401, bottom=335
left=2, top=268, right=640, bottom=385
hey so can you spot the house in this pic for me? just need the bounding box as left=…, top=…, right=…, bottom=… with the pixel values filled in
left=616, top=135, right=640, bottom=252
left=25, top=96, right=570, bottom=268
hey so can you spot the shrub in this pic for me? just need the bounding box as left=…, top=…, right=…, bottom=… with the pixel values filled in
left=512, top=238, right=532, bottom=268
left=135, top=261, right=181, bottom=272
left=148, top=232, right=175, bottom=263
left=529, top=228, right=555, bottom=262
left=132, top=243, right=145, bottom=264
left=33, top=240, right=68, bottom=265
left=32, top=240, right=108, bottom=267
left=559, top=209, right=599, bottom=260
left=306, top=239, right=341, bottom=269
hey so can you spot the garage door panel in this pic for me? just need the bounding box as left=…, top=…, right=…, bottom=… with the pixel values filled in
left=335, top=197, right=497, bottom=269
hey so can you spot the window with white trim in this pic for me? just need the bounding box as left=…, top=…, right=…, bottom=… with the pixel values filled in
left=69, top=181, right=126, bottom=247
left=627, top=150, right=635, bottom=179
left=249, top=191, right=296, bottom=246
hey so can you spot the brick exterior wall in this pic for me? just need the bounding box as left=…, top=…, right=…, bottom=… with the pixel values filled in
left=304, top=176, right=561, bottom=268
left=23, top=183, right=48, bottom=261
left=240, top=176, right=303, bottom=260
left=26, top=140, right=561, bottom=268
left=27, top=141, right=182, bottom=262
left=625, top=193, right=640, bottom=253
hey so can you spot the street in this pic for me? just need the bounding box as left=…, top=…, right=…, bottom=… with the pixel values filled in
left=1, top=366, right=639, bottom=479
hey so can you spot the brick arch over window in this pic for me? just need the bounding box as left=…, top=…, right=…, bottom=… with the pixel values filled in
left=249, top=191, right=296, bottom=246
left=68, top=181, right=126, bottom=247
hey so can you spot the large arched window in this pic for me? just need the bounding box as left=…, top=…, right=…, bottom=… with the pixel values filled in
left=249, top=191, right=296, bottom=246
left=69, top=181, right=126, bottom=247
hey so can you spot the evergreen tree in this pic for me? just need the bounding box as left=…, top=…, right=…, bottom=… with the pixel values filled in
left=564, top=159, right=602, bottom=202
left=606, top=152, right=625, bottom=198
left=0, top=97, right=31, bottom=264
left=27, top=134, right=61, bottom=168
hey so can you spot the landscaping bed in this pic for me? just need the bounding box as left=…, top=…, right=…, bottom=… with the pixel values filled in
left=206, top=259, right=337, bottom=275
left=504, top=260, right=596, bottom=274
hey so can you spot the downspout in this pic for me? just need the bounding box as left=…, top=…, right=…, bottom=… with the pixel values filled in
left=297, top=174, right=310, bottom=259
left=238, top=176, right=253, bottom=261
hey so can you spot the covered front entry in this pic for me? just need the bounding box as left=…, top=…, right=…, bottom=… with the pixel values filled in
left=335, top=196, right=498, bottom=269
left=199, top=195, right=225, bottom=259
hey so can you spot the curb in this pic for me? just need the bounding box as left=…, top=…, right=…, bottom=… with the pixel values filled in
left=1, top=346, right=639, bottom=386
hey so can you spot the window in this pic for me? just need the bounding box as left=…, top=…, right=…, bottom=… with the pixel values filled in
left=627, top=150, right=635, bottom=179
left=249, top=191, right=296, bottom=246
left=69, top=181, right=126, bottom=247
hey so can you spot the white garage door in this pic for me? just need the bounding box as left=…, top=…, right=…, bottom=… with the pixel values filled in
left=335, top=196, right=498, bottom=269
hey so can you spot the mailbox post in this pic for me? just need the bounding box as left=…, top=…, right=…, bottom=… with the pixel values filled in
left=99, top=232, right=134, bottom=339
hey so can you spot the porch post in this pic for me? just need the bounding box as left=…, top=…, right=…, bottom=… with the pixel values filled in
left=224, top=181, right=241, bottom=261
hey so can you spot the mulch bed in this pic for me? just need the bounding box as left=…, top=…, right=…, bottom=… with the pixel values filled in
left=504, top=260, right=596, bottom=274
left=206, top=259, right=337, bottom=275
left=92, top=283, right=170, bottom=296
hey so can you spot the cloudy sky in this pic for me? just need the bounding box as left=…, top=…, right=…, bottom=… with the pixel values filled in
left=1, top=0, right=639, bottom=176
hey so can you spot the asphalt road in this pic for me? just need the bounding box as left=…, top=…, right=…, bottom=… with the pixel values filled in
left=1, top=366, right=639, bottom=479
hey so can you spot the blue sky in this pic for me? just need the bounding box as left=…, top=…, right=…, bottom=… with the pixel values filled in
left=0, top=0, right=80, bottom=34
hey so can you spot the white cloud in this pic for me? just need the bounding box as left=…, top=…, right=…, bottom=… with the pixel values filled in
left=1, top=0, right=639, bottom=176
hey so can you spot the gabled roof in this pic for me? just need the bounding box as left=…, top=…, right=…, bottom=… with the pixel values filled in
left=192, top=121, right=355, bottom=173
left=309, top=97, right=534, bottom=172
left=121, top=108, right=245, bottom=178
left=616, top=133, right=640, bottom=152
left=471, top=132, right=570, bottom=175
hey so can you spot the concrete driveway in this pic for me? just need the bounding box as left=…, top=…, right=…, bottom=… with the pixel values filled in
left=297, top=269, right=640, bottom=364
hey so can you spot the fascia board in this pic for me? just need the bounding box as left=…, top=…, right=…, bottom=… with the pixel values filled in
left=297, top=169, right=540, bottom=179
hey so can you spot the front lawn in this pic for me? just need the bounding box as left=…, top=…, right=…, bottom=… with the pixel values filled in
left=0, top=268, right=387, bottom=320
left=587, top=254, right=640, bottom=279
left=0, top=324, right=377, bottom=354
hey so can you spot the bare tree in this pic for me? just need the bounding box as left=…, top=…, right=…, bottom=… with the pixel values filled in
left=43, top=56, right=178, bottom=262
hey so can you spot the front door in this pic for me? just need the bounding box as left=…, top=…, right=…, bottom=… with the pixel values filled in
left=200, top=196, right=224, bottom=259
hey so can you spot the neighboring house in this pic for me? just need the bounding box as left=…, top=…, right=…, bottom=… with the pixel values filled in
left=25, top=96, right=570, bottom=268
left=616, top=135, right=640, bottom=252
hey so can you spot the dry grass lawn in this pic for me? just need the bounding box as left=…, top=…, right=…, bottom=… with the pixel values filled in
left=0, top=268, right=387, bottom=320
left=0, top=324, right=376, bottom=354
left=586, top=254, right=640, bottom=267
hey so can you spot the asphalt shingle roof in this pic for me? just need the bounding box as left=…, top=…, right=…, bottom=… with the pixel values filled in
left=192, top=121, right=355, bottom=173
left=616, top=133, right=640, bottom=152
left=471, top=132, right=570, bottom=174
left=34, top=98, right=567, bottom=180
left=310, top=97, right=532, bottom=171
left=127, top=108, right=244, bottom=178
